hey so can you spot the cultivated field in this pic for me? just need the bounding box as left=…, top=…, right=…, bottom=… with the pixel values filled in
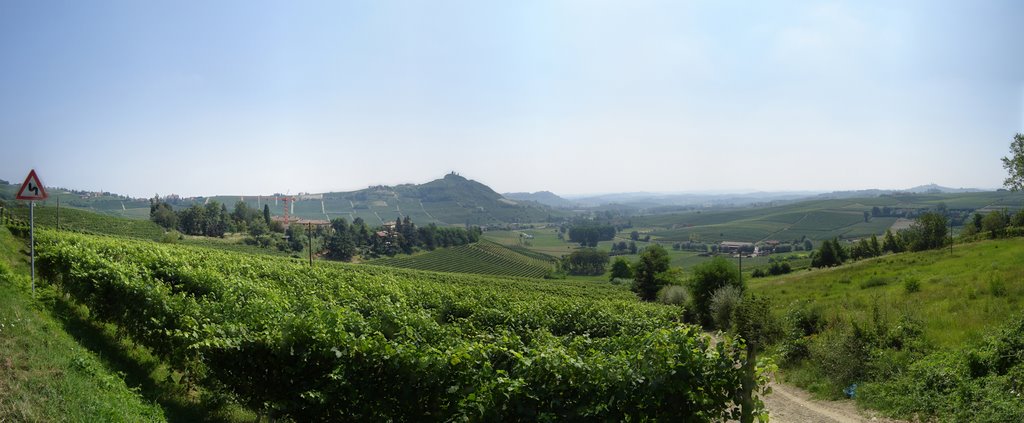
left=31, top=229, right=755, bottom=421
left=368, top=241, right=556, bottom=278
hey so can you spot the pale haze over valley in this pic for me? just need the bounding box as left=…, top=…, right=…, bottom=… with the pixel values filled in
left=1, top=1, right=1022, bottom=198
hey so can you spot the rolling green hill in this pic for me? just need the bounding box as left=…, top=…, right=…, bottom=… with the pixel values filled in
left=368, top=241, right=557, bottom=278
left=2, top=173, right=565, bottom=227
left=636, top=192, right=1024, bottom=243
left=750, top=238, right=1024, bottom=420
left=195, top=173, right=564, bottom=227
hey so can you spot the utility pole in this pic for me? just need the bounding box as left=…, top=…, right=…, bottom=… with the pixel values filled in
left=308, top=222, right=313, bottom=266
left=738, top=253, right=743, bottom=285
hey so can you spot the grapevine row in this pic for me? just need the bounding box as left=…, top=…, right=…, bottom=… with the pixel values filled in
left=36, top=230, right=753, bottom=421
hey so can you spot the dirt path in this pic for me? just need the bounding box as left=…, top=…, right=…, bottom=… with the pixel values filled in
left=762, top=378, right=901, bottom=423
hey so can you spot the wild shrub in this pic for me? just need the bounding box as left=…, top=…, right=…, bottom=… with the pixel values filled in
left=655, top=285, right=690, bottom=307
left=859, top=317, right=1024, bottom=422
left=779, top=300, right=824, bottom=365
left=903, top=277, right=920, bottom=293
left=989, top=275, right=1008, bottom=297
left=808, top=322, right=873, bottom=390
left=709, top=285, right=743, bottom=330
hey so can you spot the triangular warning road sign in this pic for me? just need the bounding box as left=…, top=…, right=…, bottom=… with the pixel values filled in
left=16, top=169, right=48, bottom=201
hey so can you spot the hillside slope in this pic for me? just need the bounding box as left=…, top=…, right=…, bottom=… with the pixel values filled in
left=2, top=173, right=565, bottom=227
left=368, top=241, right=556, bottom=278
left=638, top=192, right=1024, bottom=243
left=750, top=238, right=1024, bottom=421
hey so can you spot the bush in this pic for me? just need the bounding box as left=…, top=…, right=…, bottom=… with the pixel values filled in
left=903, top=277, right=921, bottom=293
left=656, top=285, right=690, bottom=307
left=780, top=301, right=824, bottom=364
left=990, top=275, right=1008, bottom=297
left=689, top=256, right=741, bottom=326
left=709, top=285, right=743, bottom=331
left=159, top=230, right=181, bottom=244
left=809, top=323, right=873, bottom=391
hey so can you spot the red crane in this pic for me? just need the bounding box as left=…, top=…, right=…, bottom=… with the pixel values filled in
left=256, top=195, right=297, bottom=225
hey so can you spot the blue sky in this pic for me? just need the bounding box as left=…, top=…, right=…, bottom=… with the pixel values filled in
left=1, top=0, right=1022, bottom=198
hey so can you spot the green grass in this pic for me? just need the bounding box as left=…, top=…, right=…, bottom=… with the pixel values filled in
left=750, top=238, right=1024, bottom=350
left=369, top=241, right=556, bottom=278
left=0, top=226, right=166, bottom=421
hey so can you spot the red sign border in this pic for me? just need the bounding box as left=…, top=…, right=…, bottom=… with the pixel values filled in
left=16, top=169, right=48, bottom=200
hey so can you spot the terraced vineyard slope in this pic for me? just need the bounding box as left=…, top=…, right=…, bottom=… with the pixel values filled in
left=369, top=241, right=556, bottom=278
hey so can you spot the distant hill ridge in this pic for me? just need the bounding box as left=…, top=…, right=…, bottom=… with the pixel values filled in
left=502, top=191, right=575, bottom=208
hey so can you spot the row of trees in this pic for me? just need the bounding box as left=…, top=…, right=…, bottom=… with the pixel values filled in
left=609, top=240, right=639, bottom=255
left=961, top=209, right=1024, bottom=239
left=150, top=197, right=281, bottom=238
left=326, top=216, right=481, bottom=261
left=566, top=223, right=616, bottom=247
left=560, top=248, right=609, bottom=275
left=811, top=212, right=950, bottom=268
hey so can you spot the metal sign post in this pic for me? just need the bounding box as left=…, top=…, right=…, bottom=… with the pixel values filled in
left=30, top=202, right=35, bottom=294
left=16, top=169, right=49, bottom=296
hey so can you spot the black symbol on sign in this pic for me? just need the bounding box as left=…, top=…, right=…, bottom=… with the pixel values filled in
left=27, top=183, right=38, bottom=196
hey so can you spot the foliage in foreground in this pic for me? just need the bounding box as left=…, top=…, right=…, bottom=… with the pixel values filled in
left=0, top=227, right=166, bottom=422
left=36, top=230, right=763, bottom=421
left=858, top=313, right=1024, bottom=422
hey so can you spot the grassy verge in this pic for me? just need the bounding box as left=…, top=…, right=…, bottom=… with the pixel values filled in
left=0, top=226, right=252, bottom=421
left=0, top=226, right=164, bottom=421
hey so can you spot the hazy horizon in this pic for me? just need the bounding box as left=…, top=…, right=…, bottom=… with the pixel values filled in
left=2, top=1, right=1022, bottom=198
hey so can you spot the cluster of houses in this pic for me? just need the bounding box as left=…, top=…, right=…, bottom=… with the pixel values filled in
left=718, top=241, right=781, bottom=257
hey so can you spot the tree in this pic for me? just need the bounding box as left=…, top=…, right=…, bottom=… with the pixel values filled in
left=811, top=238, right=845, bottom=268
left=689, top=256, right=742, bottom=326
left=1012, top=211, right=1024, bottom=227
left=286, top=224, right=306, bottom=252
left=631, top=244, right=671, bottom=301
left=609, top=257, right=633, bottom=281
left=562, top=248, right=609, bottom=276
left=869, top=234, right=882, bottom=257
left=981, top=210, right=1009, bottom=239
left=327, top=218, right=356, bottom=261
left=149, top=199, right=177, bottom=229
left=263, top=204, right=271, bottom=226
left=732, top=294, right=782, bottom=423
left=630, top=231, right=640, bottom=241
left=904, top=212, right=948, bottom=251
left=1001, top=133, right=1024, bottom=191
left=566, top=224, right=615, bottom=247
left=882, top=229, right=903, bottom=253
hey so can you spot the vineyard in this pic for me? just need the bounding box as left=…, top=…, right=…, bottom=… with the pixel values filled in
left=34, top=230, right=759, bottom=421
left=369, top=241, right=557, bottom=278
left=4, top=204, right=164, bottom=240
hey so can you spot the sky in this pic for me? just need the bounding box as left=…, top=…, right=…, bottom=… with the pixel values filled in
left=1, top=0, right=1023, bottom=198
